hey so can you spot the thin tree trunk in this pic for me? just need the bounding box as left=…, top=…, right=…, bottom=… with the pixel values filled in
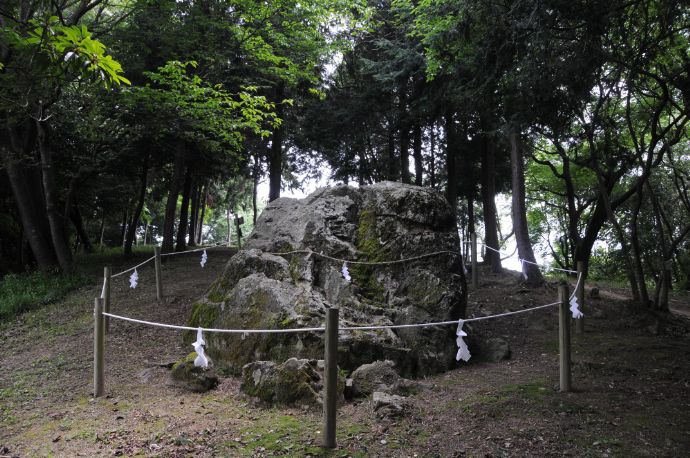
left=413, top=123, right=423, bottom=186
left=399, top=84, right=411, bottom=184
left=467, top=195, right=475, bottom=235
left=197, top=184, right=208, bottom=244
left=508, top=126, right=543, bottom=285
left=387, top=123, right=398, bottom=181
left=253, top=155, right=260, bottom=225
left=124, top=155, right=149, bottom=258
left=481, top=130, right=502, bottom=273
left=120, top=210, right=128, bottom=247
left=629, top=189, right=649, bottom=304
left=188, top=182, right=200, bottom=247
left=268, top=83, right=285, bottom=202
left=227, top=206, right=232, bottom=245
left=429, top=124, right=436, bottom=188
left=70, top=205, right=93, bottom=253
left=98, top=209, right=106, bottom=247
left=36, top=120, right=72, bottom=273
left=444, top=110, right=458, bottom=211
left=175, top=168, right=193, bottom=252
left=162, top=147, right=186, bottom=253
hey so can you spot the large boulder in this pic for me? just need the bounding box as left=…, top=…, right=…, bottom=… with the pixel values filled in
left=188, top=182, right=467, bottom=377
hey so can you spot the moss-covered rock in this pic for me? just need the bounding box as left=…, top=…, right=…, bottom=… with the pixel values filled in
left=170, top=353, right=219, bottom=393
left=241, top=358, right=344, bottom=408
left=191, top=182, right=467, bottom=378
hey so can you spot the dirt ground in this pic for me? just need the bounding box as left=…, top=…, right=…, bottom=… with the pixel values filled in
left=1, top=250, right=690, bottom=457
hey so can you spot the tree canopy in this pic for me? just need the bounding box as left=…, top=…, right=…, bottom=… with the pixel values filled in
left=1, top=0, right=688, bottom=308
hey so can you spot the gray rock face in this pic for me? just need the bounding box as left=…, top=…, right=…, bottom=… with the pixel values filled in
left=240, top=358, right=343, bottom=407
left=189, top=182, right=466, bottom=377
left=350, top=360, right=420, bottom=397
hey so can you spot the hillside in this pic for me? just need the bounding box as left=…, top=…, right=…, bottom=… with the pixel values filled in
left=1, top=250, right=689, bottom=457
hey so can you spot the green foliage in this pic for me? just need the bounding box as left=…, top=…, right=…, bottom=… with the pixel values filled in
left=0, top=272, right=86, bottom=322
left=23, top=16, right=130, bottom=88
left=128, top=60, right=279, bottom=149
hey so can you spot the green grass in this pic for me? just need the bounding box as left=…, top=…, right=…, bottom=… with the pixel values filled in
left=0, top=271, right=87, bottom=322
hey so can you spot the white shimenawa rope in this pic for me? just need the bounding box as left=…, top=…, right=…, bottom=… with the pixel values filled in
left=101, top=298, right=561, bottom=335
left=110, top=244, right=228, bottom=278
left=266, top=249, right=459, bottom=266
left=111, top=256, right=156, bottom=278
left=471, top=242, right=578, bottom=274
left=159, top=243, right=226, bottom=257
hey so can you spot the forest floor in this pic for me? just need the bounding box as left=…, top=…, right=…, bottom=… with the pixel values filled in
left=1, top=249, right=690, bottom=457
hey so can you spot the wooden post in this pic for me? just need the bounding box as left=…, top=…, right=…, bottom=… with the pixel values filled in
left=558, top=284, right=572, bottom=392
left=471, top=233, right=478, bottom=289
left=323, top=307, right=339, bottom=449
left=103, top=267, right=111, bottom=334
left=94, top=297, right=105, bottom=397
left=154, top=246, right=163, bottom=302
left=575, top=261, right=585, bottom=334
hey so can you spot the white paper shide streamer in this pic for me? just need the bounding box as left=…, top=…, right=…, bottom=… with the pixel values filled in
left=192, top=327, right=209, bottom=368
left=456, top=320, right=471, bottom=362
left=200, top=249, right=208, bottom=268
left=569, top=296, right=583, bottom=319
left=129, top=269, right=138, bottom=289
left=341, top=262, right=351, bottom=283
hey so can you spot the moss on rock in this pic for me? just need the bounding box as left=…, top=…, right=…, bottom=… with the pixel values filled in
left=171, top=352, right=219, bottom=393
left=351, top=209, right=387, bottom=302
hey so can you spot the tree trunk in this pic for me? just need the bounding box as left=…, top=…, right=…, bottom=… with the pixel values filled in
left=36, top=120, right=72, bottom=273
left=175, top=168, right=193, bottom=252
left=197, top=184, right=208, bottom=245
left=629, top=189, right=649, bottom=304
left=481, top=130, right=502, bottom=273
left=162, top=147, right=186, bottom=253
left=444, top=110, right=458, bottom=211
left=508, top=126, right=543, bottom=285
left=124, top=155, right=149, bottom=258
left=188, top=182, right=200, bottom=247
left=268, top=83, right=285, bottom=202
left=119, top=209, right=128, bottom=247
left=253, top=155, right=260, bottom=225
left=429, top=124, right=436, bottom=188
left=399, top=84, right=411, bottom=184
left=70, top=205, right=93, bottom=253
left=387, top=123, right=398, bottom=181
left=413, top=123, right=423, bottom=186
left=98, top=209, right=106, bottom=247
left=1, top=137, right=58, bottom=270
left=467, top=197, right=475, bottom=243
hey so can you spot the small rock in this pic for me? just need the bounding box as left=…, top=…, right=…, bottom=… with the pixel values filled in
left=170, top=353, right=219, bottom=393
left=372, top=391, right=409, bottom=419
left=589, top=287, right=600, bottom=299
left=350, top=360, right=420, bottom=397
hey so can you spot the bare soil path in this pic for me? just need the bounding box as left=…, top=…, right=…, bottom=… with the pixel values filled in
left=1, top=258, right=689, bottom=457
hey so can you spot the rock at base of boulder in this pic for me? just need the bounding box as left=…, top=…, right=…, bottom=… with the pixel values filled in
left=372, top=391, right=409, bottom=419
left=476, top=338, right=511, bottom=363
left=241, top=358, right=344, bottom=408
left=170, top=353, right=219, bottom=393
left=350, top=360, right=420, bottom=397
